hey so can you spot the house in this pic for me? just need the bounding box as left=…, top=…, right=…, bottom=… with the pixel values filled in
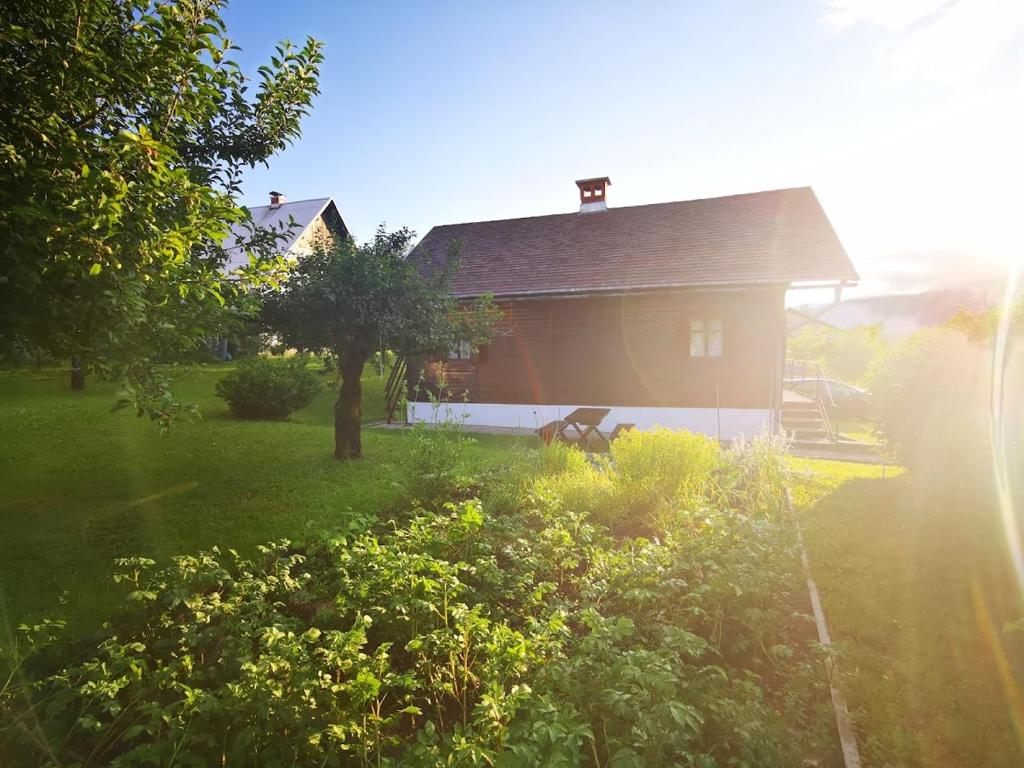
left=213, top=192, right=349, bottom=359
left=407, top=178, right=858, bottom=440
left=222, top=191, right=349, bottom=271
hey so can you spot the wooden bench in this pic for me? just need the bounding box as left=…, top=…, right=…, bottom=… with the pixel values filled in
left=609, top=423, right=635, bottom=441
left=537, top=420, right=568, bottom=445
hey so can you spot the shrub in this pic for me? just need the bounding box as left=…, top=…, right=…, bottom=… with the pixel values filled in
left=868, top=329, right=992, bottom=476
left=403, top=395, right=482, bottom=503
left=0, top=432, right=833, bottom=766
left=611, top=426, right=719, bottom=502
left=535, top=428, right=721, bottom=536
left=537, top=438, right=591, bottom=476
left=215, top=355, right=321, bottom=419
left=720, top=435, right=789, bottom=519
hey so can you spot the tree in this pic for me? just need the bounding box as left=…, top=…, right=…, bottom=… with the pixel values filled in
left=0, top=0, right=323, bottom=419
left=261, top=228, right=502, bottom=459
left=868, top=329, right=992, bottom=476
left=945, top=299, right=1023, bottom=344
left=786, top=323, right=884, bottom=384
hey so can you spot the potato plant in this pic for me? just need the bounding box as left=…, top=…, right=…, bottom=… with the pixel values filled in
left=1, top=434, right=836, bottom=766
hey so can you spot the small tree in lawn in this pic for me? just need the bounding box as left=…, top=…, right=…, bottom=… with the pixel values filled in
left=261, top=227, right=501, bottom=459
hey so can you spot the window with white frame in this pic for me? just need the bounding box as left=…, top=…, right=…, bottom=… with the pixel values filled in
left=448, top=340, right=472, bottom=360
left=689, top=319, right=723, bottom=358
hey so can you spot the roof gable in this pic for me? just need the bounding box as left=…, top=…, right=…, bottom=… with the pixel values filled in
left=223, top=197, right=348, bottom=269
left=410, top=187, right=857, bottom=298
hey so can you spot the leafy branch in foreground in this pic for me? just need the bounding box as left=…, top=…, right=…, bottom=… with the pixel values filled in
left=0, top=0, right=323, bottom=416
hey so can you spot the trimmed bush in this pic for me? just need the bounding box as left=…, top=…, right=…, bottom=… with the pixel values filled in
left=215, top=355, right=321, bottom=419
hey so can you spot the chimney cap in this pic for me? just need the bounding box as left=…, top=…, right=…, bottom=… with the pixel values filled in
left=575, top=176, right=611, bottom=212
left=269, top=190, right=286, bottom=206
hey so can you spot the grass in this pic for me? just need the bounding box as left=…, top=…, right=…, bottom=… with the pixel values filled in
left=788, top=457, right=1024, bottom=767
left=0, top=364, right=518, bottom=635
left=6, top=362, right=1021, bottom=764
left=831, top=417, right=880, bottom=445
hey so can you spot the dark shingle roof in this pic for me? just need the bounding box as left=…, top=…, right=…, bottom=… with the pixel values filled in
left=410, top=187, right=857, bottom=298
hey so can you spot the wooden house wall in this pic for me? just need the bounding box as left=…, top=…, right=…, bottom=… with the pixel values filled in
left=413, top=287, right=786, bottom=410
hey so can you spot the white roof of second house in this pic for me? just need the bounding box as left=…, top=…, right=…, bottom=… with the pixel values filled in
left=222, top=197, right=334, bottom=270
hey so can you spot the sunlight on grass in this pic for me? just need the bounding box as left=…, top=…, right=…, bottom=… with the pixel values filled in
left=788, top=456, right=1024, bottom=768
left=126, top=481, right=199, bottom=507
left=0, top=365, right=513, bottom=634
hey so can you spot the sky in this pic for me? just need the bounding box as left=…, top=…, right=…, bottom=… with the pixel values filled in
left=223, top=0, right=1024, bottom=303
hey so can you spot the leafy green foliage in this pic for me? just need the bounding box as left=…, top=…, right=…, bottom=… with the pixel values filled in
left=261, top=227, right=503, bottom=458
left=787, top=324, right=885, bottom=384
left=1, top=433, right=835, bottom=766
left=945, top=298, right=1023, bottom=342
left=215, top=355, right=321, bottom=419
left=534, top=428, right=778, bottom=538
left=0, top=366, right=513, bottom=633
left=262, top=228, right=501, bottom=367
left=406, top=421, right=480, bottom=504
left=0, top=0, right=323, bottom=413
left=867, top=328, right=993, bottom=474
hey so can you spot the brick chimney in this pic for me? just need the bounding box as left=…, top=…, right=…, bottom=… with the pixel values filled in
left=269, top=190, right=286, bottom=207
left=576, top=177, right=610, bottom=213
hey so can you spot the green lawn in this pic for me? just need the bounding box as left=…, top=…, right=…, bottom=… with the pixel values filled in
left=831, top=417, right=880, bottom=445
left=7, top=366, right=1022, bottom=765
left=789, top=457, right=1024, bottom=768
left=0, top=365, right=518, bottom=635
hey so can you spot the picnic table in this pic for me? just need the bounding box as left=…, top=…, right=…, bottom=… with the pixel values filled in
left=543, top=407, right=611, bottom=451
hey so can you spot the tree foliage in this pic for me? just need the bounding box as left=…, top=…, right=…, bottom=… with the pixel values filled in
left=868, top=328, right=993, bottom=474
left=0, top=0, right=323, bottom=420
left=786, top=323, right=884, bottom=384
left=945, top=298, right=1023, bottom=343
left=262, top=227, right=502, bottom=458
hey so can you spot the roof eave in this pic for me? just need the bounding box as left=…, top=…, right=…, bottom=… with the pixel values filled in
left=450, top=276, right=857, bottom=301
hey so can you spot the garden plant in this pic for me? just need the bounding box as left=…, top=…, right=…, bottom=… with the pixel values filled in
left=1, top=430, right=839, bottom=766
left=215, top=355, right=322, bottom=420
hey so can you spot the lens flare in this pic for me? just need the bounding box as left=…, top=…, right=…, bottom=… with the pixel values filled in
left=990, top=260, right=1023, bottom=597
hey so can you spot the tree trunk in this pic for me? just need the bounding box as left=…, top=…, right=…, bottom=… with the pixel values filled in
left=70, top=357, right=85, bottom=390
left=334, top=353, right=365, bottom=459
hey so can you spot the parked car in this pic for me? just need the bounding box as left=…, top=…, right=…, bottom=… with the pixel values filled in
left=784, top=377, right=871, bottom=419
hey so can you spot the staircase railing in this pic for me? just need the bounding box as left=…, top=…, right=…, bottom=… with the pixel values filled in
left=783, top=358, right=838, bottom=442
left=384, top=356, right=407, bottom=424
left=784, top=358, right=836, bottom=409
left=815, top=398, right=838, bottom=442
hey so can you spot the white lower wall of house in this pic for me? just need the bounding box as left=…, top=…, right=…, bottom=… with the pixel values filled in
left=406, top=402, right=772, bottom=441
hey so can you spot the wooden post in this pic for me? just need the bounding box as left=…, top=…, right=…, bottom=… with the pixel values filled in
left=715, top=380, right=721, bottom=443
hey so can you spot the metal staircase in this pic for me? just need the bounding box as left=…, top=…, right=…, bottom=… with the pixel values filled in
left=781, top=397, right=836, bottom=444
left=782, top=359, right=837, bottom=445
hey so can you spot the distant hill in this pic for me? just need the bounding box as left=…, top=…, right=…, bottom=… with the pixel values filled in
left=800, top=288, right=994, bottom=338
